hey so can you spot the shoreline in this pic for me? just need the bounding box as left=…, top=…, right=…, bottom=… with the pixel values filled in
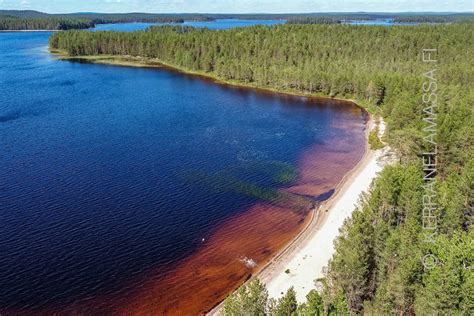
left=0, top=30, right=59, bottom=32
left=49, top=51, right=376, bottom=114
left=262, top=126, right=387, bottom=301
left=50, top=49, right=388, bottom=313
left=208, top=119, right=390, bottom=314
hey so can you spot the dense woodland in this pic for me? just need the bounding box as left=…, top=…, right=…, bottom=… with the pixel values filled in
left=0, top=11, right=211, bottom=30
left=49, top=23, right=473, bottom=314
left=2, top=10, right=473, bottom=30
left=393, top=15, right=474, bottom=23
left=288, top=15, right=474, bottom=25
left=0, top=16, right=96, bottom=30
left=287, top=17, right=341, bottom=24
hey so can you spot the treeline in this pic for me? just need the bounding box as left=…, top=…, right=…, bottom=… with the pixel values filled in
left=0, top=10, right=213, bottom=22
left=0, top=11, right=212, bottom=30
left=286, top=14, right=388, bottom=24
left=393, top=14, right=474, bottom=23
left=266, top=12, right=473, bottom=22
left=66, top=13, right=212, bottom=23
left=288, top=14, right=474, bottom=25
left=222, top=280, right=326, bottom=315
left=50, top=23, right=473, bottom=314
left=287, top=17, right=341, bottom=24
left=0, top=16, right=95, bottom=30
left=222, top=162, right=472, bottom=315
left=0, top=10, right=404, bottom=21
left=3, top=10, right=473, bottom=30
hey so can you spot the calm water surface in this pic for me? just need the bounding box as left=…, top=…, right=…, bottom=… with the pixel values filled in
left=0, top=23, right=366, bottom=314
left=92, top=19, right=286, bottom=31
left=90, top=18, right=417, bottom=31
left=344, top=18, right=419, bottom=25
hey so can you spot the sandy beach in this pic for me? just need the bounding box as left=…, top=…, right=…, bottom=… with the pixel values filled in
left=208, top=118, right=391, bottom=314
left=258, top=118, right=391, bottom=302
left=261, top=123, right=390, bottom=302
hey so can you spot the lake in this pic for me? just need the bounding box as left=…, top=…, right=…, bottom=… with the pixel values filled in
left=91, top=19, right=415, bottom=32
left=92, top=18, right=286, bottom=31
left=344, top=18, right=418, bottom=25
left=0, top=22, right=367, bottom=314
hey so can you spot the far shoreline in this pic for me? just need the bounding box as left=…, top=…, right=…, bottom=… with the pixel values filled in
left=0, top=30, right=59, bottom=32
left=49, top=50, right=377, bottom=115
left=50, top=49, right=385, bottom=314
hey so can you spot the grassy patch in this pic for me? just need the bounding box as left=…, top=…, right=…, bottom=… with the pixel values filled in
left=368, top=128, right=384, bottom=150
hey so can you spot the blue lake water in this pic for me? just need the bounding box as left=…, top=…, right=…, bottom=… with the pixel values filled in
left=92, top=19, right=286, bottom=31
left=344, top=18, right=418, bottom=25
left=0, top=23, right=366, bottom=313
left=90, top=19, right=415, bottom=32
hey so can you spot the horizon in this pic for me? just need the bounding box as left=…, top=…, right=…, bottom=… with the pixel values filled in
left=2, top=9, right=474, bottom=15
left=0, top=0, right=472, bottom=14
left=1, top=1, right=472, bottom=315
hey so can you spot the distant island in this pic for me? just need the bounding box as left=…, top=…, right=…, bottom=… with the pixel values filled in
left=0, top=10, right=213, bottom=30
left=0, top=7, right=471, bottom=314
left=1, top=10, right=473, bottom=30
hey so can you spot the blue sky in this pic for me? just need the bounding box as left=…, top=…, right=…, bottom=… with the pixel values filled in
left=0, top=0, right=472, bottom=14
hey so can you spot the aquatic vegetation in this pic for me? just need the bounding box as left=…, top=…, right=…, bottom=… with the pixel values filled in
left=181, top=160, right=307, bottom=209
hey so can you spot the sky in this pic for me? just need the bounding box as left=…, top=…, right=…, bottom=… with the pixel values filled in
left=0, top=0, right=472, bottom=14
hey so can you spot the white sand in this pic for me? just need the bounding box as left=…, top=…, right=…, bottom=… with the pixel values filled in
left=208, top=119, right=392, bottom=314
left=260, top=119, right=391, bottom=302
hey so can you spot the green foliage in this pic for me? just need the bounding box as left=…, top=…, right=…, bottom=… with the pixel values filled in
left=222, top=279, right=269, bottom=316
left=49, top=24, right=472, bottom=145
left=269, top=287, right=298, bottom=316
left=365, top=80, right=385, bottom=105
left=0, top=16, right=95, bottom=30
left=47, top=22, right=473, bottom=315
left=287, top=17, right=341, bottom=24
left=414, top=231, right=474, bottom=314
left=368, top=129, right=384, bottom=150
left=323, top=163, right=428, bottom=314
left=393, top=15, right=474, bottom=23
left=0, top=11, right=215, bottom=30
left=297, top=290, right=324, bottom=315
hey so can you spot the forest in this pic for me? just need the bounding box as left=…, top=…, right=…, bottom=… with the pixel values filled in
left=287, top=14, right=474, bottom=24
left=287, top=17, right=341, bottom=24
left=49, top=23, right=473, bottom=314
left=393, top=15, right=474, bottom=23
left=0, top=16, right=96, bottom=30
left=0, top=11, right=210, bottom=30
left=2, top=10, right=473, bottom=30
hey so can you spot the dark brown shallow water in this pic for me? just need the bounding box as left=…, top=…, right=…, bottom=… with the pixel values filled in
left=115, top=107, right=367, bottom=315
left=0, top=30, right=367, bottom=315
